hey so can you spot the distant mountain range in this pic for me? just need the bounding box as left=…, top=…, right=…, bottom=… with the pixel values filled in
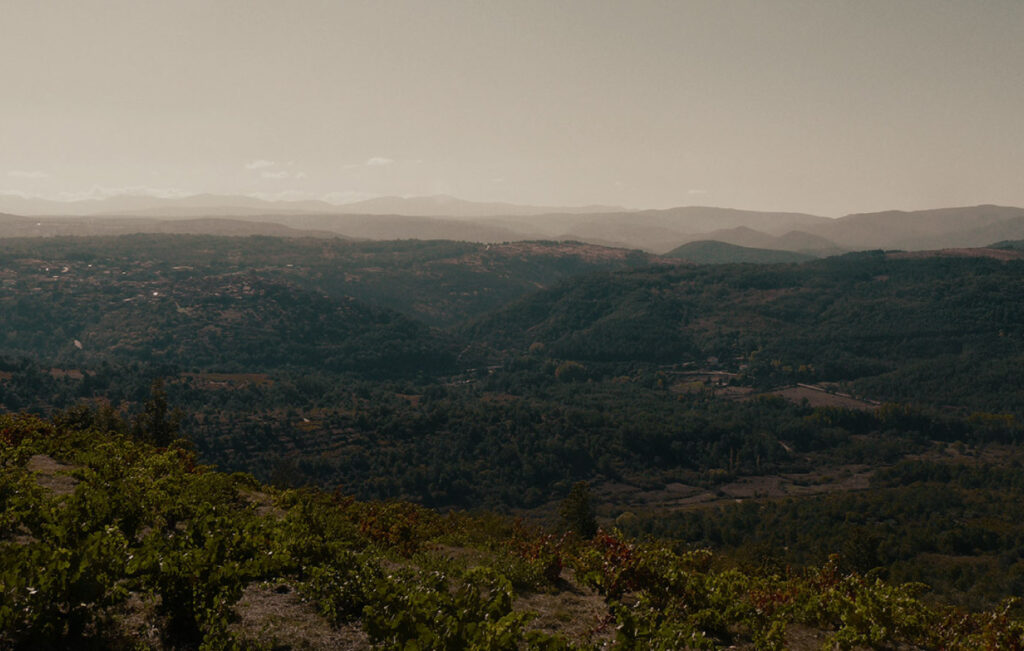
left=2, top=193, right=1023, bottom=257
left=0, top=213, right=344, bottom=239
left=0, top=193, right=339, bottom=218
left=326, top=194, right=625, bottom=217
left=0, top=193, right=623, bottom=219
left=801, top=205, right=1024, bottom=251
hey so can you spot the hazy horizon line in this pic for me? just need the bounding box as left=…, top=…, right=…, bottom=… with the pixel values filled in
left=3, top=188, right=1021, bottom=220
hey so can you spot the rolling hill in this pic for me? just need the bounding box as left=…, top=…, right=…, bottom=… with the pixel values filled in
left=664, top=226, right=843, bottom=256
left=463, top=250, right=1024, bottom=412
left=0, top=270, right=454, bottom=376
left=0, top=235, right=664, bottom=330
left=806, top=204, right=1024, bottom=250
left=480, top=206, right=832, bottom=252
left=665, top=240, right=816, bottom=264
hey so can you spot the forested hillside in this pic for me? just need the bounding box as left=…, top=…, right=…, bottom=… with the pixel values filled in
left=465, top=251, right=1024, bottom=413
left=0, top=271, right=453, bottom=376
left=3, top=234, right=1024, bottom=645
left=0, top=235, right=660, bottom=328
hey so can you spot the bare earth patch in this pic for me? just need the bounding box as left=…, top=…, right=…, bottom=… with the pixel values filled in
left=233, top=582, right=370, bottom=650
left=240, top=488, right=286, bottom=519
left=26, top=454, right=79, bottom=495
left=593, top=463, right=874, bottom=514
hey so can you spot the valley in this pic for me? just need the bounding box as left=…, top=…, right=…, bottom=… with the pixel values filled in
left=3, top=231, right=1024, bottom=646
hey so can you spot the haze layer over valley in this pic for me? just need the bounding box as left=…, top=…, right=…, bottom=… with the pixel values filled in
left=4, top=193, right=1024, bottom=260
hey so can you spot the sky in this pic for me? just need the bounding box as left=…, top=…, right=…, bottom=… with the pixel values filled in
left=1, top=0, right=1023, bottom=216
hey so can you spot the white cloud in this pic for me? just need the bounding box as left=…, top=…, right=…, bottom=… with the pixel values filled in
left=245, top=159, right=277, bottom=170
left=8, top=170, right=49, bottom=179
left=343, top=156, right=398, bottom=170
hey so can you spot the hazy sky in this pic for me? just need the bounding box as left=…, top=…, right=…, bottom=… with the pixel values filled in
left=2, top=1, right=1023, bottom=215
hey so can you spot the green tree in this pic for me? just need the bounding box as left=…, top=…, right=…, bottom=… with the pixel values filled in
left=559, top=481, right=597, bottom=538
left=132, top=378, right=181, bottom=447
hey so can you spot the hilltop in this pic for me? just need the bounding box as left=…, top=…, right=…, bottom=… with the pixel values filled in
left=463, top=251, right=1024, bottom=412
left=665, top=240, right=815, bottom=264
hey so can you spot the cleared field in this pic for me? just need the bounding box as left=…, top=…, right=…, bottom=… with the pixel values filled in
left=888, top=247, right=1024, bottom=261
left=755, top=384, right=879, bottom=410
left=180, top=372, right=274, bottom=388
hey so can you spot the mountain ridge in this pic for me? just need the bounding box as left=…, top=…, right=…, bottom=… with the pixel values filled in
left=0, top=192, right=627, bottom=219
left=3, top=194, right=1024, bottom=254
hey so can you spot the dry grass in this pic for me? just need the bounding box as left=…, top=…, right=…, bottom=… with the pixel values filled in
left=514, top=575, right=615, bottom=648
